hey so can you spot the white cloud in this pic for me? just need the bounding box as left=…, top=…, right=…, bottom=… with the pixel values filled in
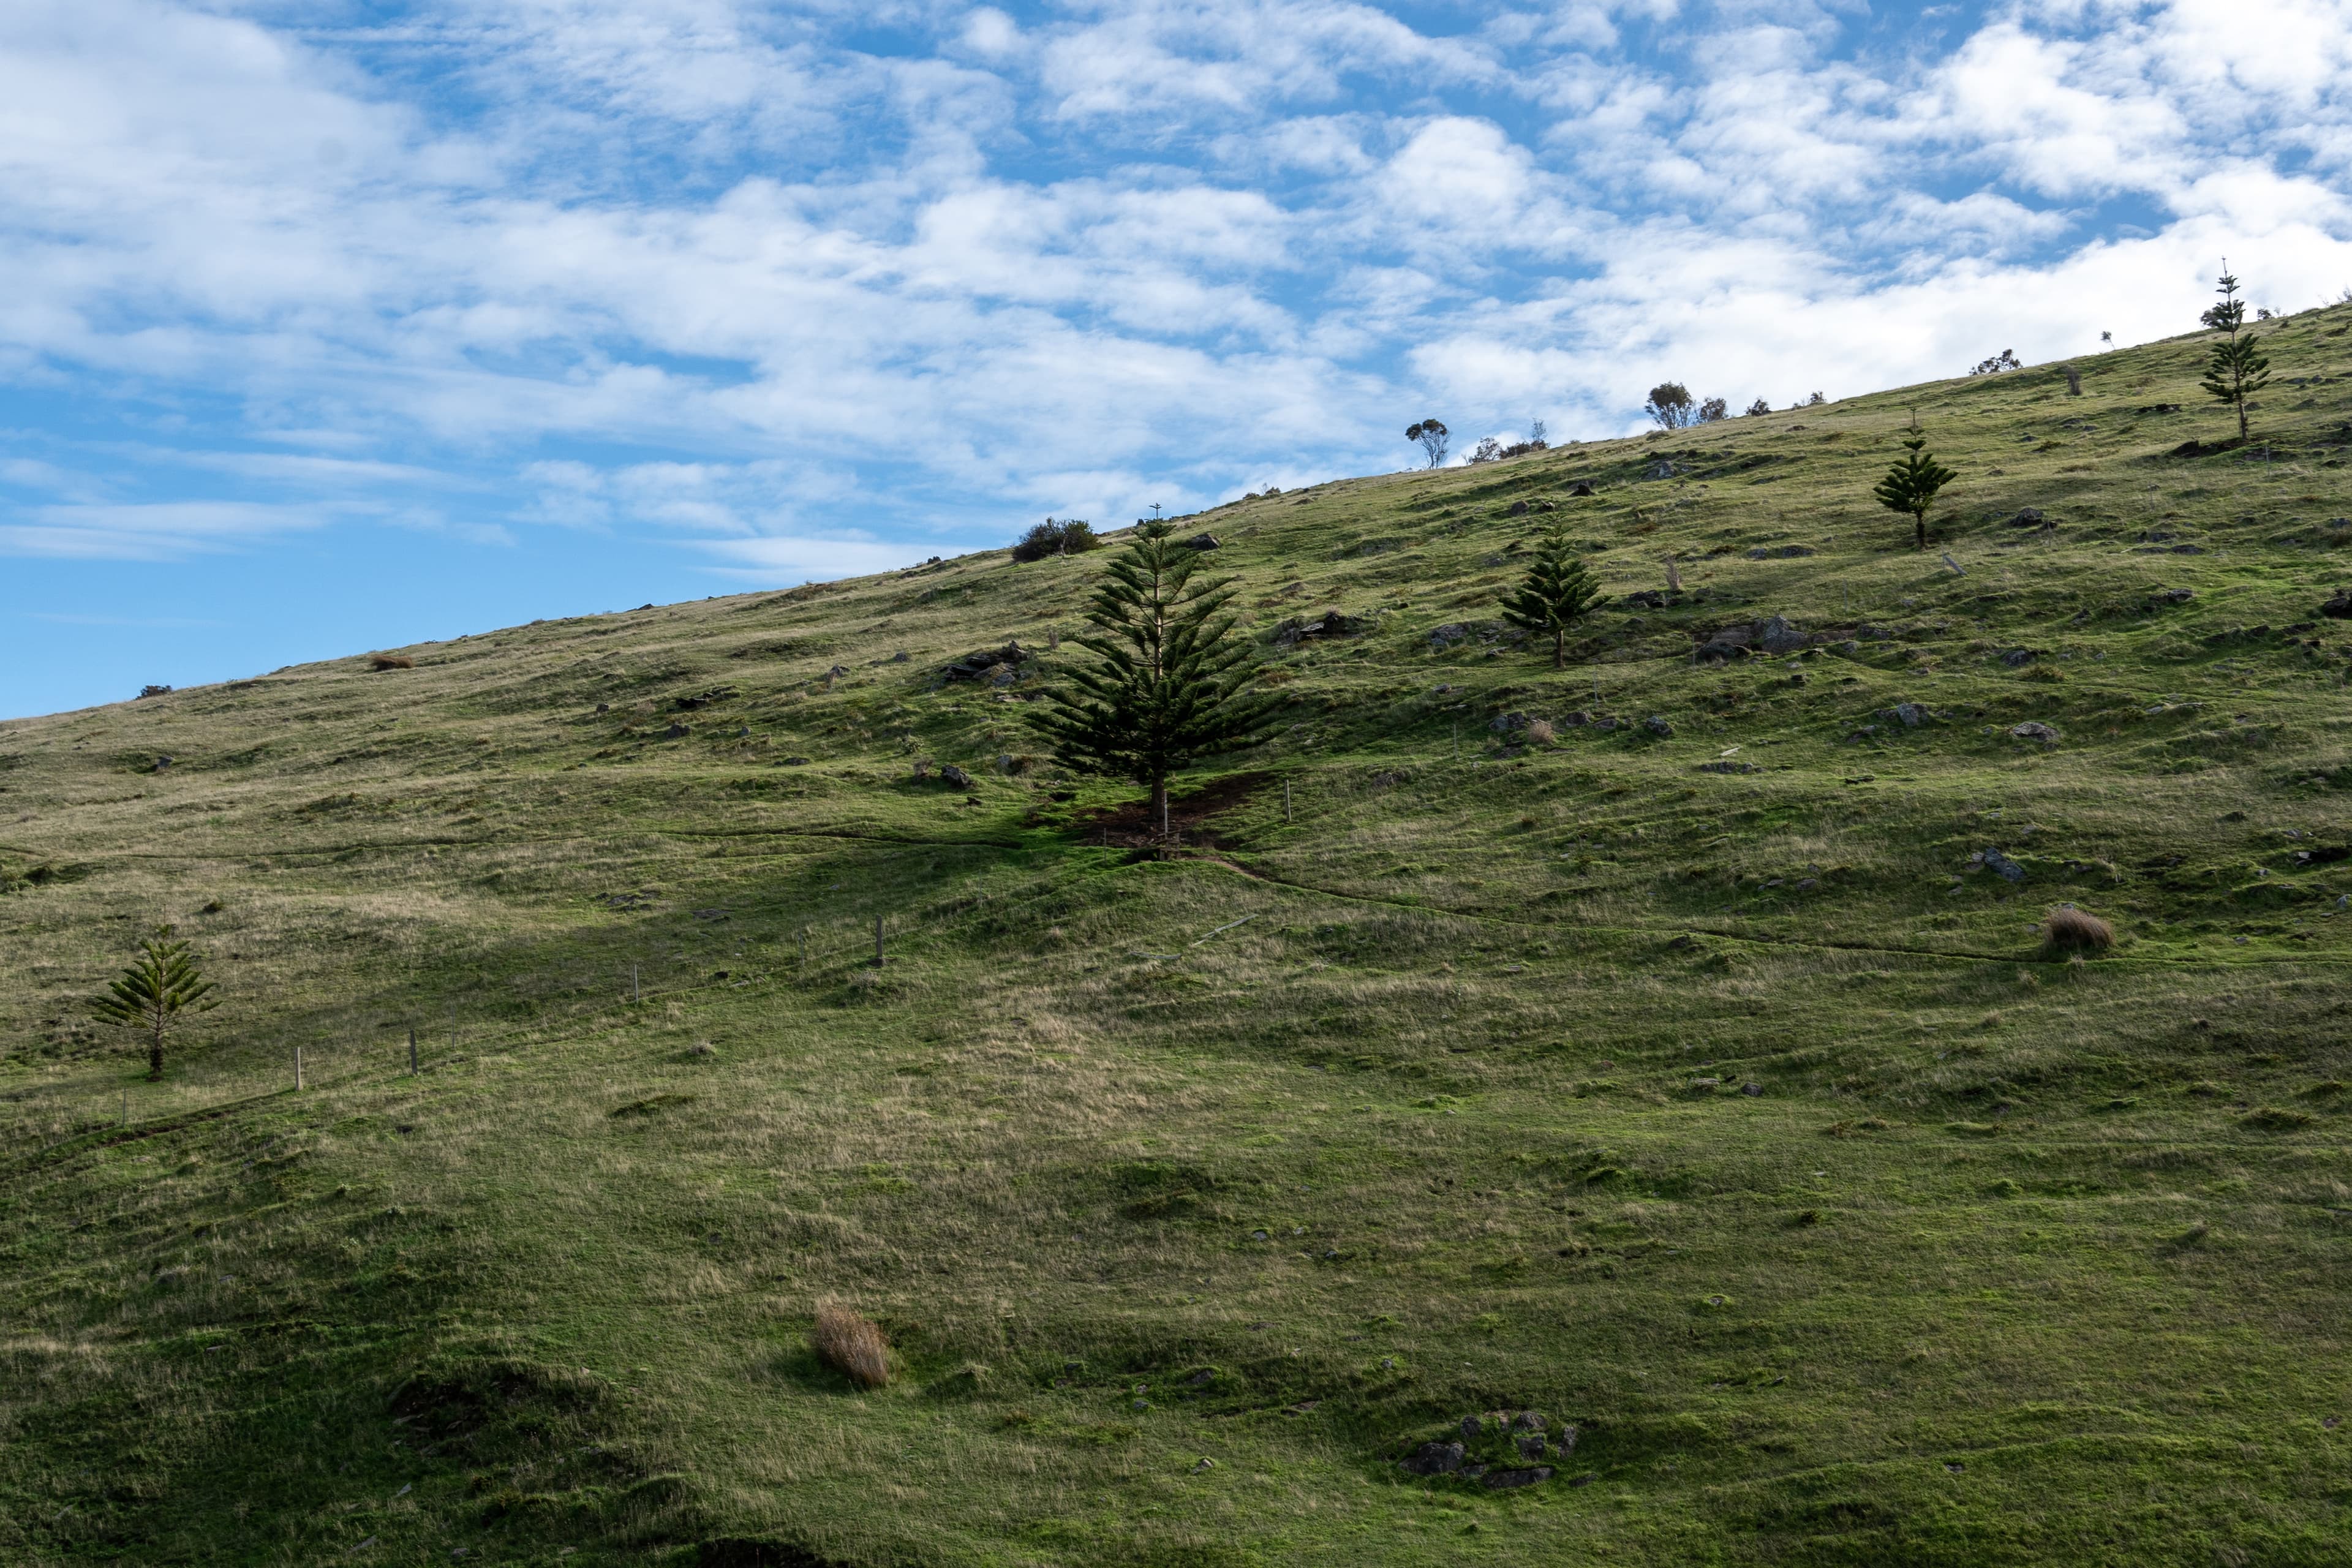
left=3, top=0, right=2352, bottom=584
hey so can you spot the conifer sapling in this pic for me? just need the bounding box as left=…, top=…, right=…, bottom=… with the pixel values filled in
left=1028, top=522, right=1280, bottom=839
left=2198, top=262, right=2271, bottom=444
left=89, top=924, right=219, bottom=1080
left=1497, top=527, right=1606, bottom=669
left=1872, top=421, right=1957, bottom=549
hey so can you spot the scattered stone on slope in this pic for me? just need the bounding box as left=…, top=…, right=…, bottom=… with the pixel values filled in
left=2010, top=508, right=2049, bottom=529
left=1485, top=1466, right=1554, bottom=1490
left=1184, top=533, right=1221, bottom=550
left=1566, top=480, right=1596, bottom=496
left=1983, top=848, right=2027, bottom=883
left=1403, top=1442, right=1465, bottom=1476
left=943, top=643, right=1027, bottom=681
left=2321, top=590, right=2352, bottom=619
left=2000, top=648, right=2039, bottom=666
left=1645, top=716, right=1674, bottom=737
left=1698, top=760, right=1759, bottom=774
left=2010, top=721, right=2060, bottom=744
left=1746, top=545, right=1815, bottom=559
left=938, top=764, right=974, bottom=789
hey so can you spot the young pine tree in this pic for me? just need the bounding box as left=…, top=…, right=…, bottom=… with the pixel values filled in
left=1028, top=522, right=1280, bottom=837
left=1872, top=424, right=1958, bottom=549
left=89, top=924, right=219, bottom=1080
left=2198, top=262, right=2271, bottom=444
left=1497, top=528, right=1606, bottom=668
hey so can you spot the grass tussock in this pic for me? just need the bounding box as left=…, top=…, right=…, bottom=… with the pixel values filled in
left=2043, top=905, right=2114, bottom=953
left=812, top=1302, right=891, bottom=1387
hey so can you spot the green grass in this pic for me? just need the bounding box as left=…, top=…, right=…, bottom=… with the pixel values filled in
left=6, top=309, right=2352, bottom=1565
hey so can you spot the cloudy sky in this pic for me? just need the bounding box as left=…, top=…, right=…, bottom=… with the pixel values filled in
left=5, top=0, right=2351, bottom=717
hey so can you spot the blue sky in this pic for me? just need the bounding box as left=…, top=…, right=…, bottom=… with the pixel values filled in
left=6, top=0, right=2352, bottom=718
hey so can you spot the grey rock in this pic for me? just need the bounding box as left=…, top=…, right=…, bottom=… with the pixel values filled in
left=1644, top=715, right=1674, bottom=737
left=1559, top=710, right=1589, bottom=727
left=1741, top=1082, right=1764, bottom=1096
left=1507, top=499, right=1531, bottom=517
left=2009, top=721, right=2060, bottom=743
left=1566, top=480, right=1596, bottom=497
left=1697, top=760, right=1760, bottom=774
left=2321, top=590, right=2352, bottom=620
left=1461, top=1464, right=1488, bottom=1480
left=1983, top=848, right=2026, bottom=883
left=943, top=643, right=1027, bottom=681
left=1403, top=1441, right=1466, bottom=1476
left=1515, top=1434, right=1548, bottom=1458
left=1690, top=1076, right=1722, bottom=1090
left=2010, top=508, right=2047, bottom=528
left=1490, top=712, right=1530, bottom=733
left=780, top=756, right=811, bottom=766
left=1185, top=533, right=1221, bottom=550
left=664, top=722, right=688, bottom=739
left=1756, top=614, right=1806, bottom=653
left=939, top=764, right=974, bottom=789
left=1896, top=702, right=1926, bottom=727
left=1646, top=460, right=1679, bottom=480
left=995, top=753, right=1017, bottom=773
left=1460, top=1415, right=1483, bottom=1442
left=1512, top=1411, right=1547, bottom=1431
left=1428, top=622, right=1473, bottom=650
left=1744, top=545, right=1816, bottom=560
left=2000, top=648, right=2038, bottom=666
left=1556, top=1425, right=1579, bottom=1455
left=1483, top=1466, right=1553, bottom=1490
left=153, top=755, right=173, bottom=771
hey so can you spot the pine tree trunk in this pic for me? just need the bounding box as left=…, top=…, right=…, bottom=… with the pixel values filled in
left=2237, top=385, right=2248, bottom=442
left=1552, top=628, right=1565, bottom=669
left=1151, top=775, right=1169, bottom=841
left=1915, top=513, right=1926, bottom=549
left=148, top=1016, right=164, bottom=1081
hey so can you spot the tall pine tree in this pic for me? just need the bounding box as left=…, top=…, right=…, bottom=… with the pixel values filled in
left=1872, top=423, right=1957, bottom=549
left=1496, top=528, right=1605, bottom=668
left=1028, top=523, right=1280, bottom=837
left=2198, top=263, right=2271, bottom=445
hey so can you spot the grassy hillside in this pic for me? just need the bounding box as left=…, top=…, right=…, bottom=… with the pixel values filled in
left=7, top=307, right=2352, bottom=1567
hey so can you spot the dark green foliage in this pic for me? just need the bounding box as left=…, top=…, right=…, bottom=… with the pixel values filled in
left=86, top=923, right=218, bottom=1080
left=1027, top=522, right=1279, bottom=832
left=1012, top=518, right=1100, bottom=563
left=1872, top=429, right=1957, bottom=548
left=2198, top=265, right=2271, bottom=443
left=1496, top=527, right=1606, bottom=668
left=1644, top=382, right=1695, bottom=429
left=1406, top=418, right=1449, bottom=467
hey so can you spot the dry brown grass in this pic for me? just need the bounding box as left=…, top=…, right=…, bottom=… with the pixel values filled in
left=2044, top=905, right=2114, bottom=952
left=1524, top=719, right=1556, bottom=744
left=369, top=654, right=415, bottom=671
left=812, top=1301, right=891, bottom=1387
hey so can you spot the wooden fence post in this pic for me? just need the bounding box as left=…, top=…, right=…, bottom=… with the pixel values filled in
left=295, top=1046, right=304, bottom=1092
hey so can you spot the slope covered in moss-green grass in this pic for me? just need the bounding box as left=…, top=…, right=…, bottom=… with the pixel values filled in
left=6, top=309, right=2352, bottom=1567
